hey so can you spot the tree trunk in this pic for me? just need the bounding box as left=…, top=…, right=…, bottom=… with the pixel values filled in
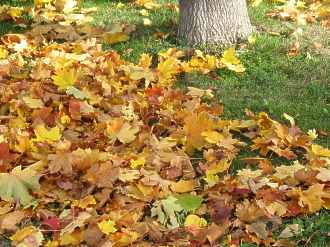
left=178, top=0, right=253, bottom=45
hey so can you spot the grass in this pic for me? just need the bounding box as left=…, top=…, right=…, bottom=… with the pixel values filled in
left=1, top=0, right=330, bottom=246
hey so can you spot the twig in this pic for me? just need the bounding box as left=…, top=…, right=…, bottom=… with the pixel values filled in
left=0, top=115, right=15, bottom=120
left=303, top=230, right=319, bottom=247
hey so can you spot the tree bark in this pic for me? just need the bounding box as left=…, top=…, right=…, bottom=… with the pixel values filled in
left=178, top=0, right=253, bottom=45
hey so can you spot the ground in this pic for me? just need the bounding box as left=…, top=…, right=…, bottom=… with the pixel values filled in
left=1, top=0, right=330, bottom=246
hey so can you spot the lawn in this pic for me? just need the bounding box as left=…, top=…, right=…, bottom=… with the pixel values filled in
left=1, top=0, right=330, bottom=246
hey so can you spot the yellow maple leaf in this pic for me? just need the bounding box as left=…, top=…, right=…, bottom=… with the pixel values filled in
left=52, top=68, right=79, bottom=90
left=72, top=195, right=96, bottom=209
left=184, top=214, right=208, bottom=228
left=10, top=226, right=43, bottom=246
left=184, top=50, right=220, bottom=74
left=202, top=130, right=224, bottom=144
left=34, top=125, right=62, bottom=143
left=204, top=159, right=231, bottom=187
left=184, top=112, right=216, bottom=153
left=98, top=219, right=117, bottom=235
left=130, top=156, right=146, bottom=169
left=298, top=183, right=330, bottom=213
left=311, top=144, right=330, bottom=157
left=220, top=48, right=246, bottom=73
left=7, top=7, right=23, bottom=19
left=221, top=48, right=240, bottom=65
left=0, top=46, right=8, bottom=59
left=236, top=168, right=263, bottom=184
left=103, top=33, right=129, bottom=45
left=157, top=57, right=179, bottom=86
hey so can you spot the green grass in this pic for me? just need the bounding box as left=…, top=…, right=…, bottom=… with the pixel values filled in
left=1, top=1, right=330, bottom=246
left=286, top=210, right=330, bottom=247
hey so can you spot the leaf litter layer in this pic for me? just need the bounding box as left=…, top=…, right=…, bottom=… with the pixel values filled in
left=0, top=1, right=330, bottom=246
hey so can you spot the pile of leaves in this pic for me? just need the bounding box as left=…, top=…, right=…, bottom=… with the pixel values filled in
left=254, top=0, right=330, bottom=28
left=0, top=0, right=330, bottom=246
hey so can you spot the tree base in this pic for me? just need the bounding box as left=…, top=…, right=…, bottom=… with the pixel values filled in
left=178, top=0, right=253, bottom=45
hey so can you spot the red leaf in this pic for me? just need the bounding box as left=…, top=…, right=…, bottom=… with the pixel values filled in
left=209, top=201, right=232, bottom=224
left=69, top=100, right=81, bottom=120
left=43, top=217, right=61, bottom=231
left=231, top=188, right=252, bottom=198
left=0, top=143, right=14, bottom=161
left=145, top=87, right=163, bottom=105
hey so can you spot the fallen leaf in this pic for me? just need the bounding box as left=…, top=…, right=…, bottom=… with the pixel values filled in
left=151, top=196, right=183, bottom=228
left=10, top=226, right=44, bottom=246
left=0, top=166, right=40, bottom=206
left=278, top=224, right=299, bottom=239
left=220, top=48, right=245, bottom=73
left=184, top=214, right=207, bottom=228
left=247, top=221, right=268, bottom=240
left=170, top=179, right=197, bottom=193
left=61, top=212, right=91, bottom=235
left=22, top=96, right=44, bottom=109
left=311, top=144, right=330, bottom=157
left=298, top=183, right=330, bottom=213
left=98, top=219, right=117, bottom=235
left=0, top=210, right=26, bottom=231
left=52, top=67, right=80, bottom=90
left=176, top=194, right=203, bottom=212
left=34, top=125, right=61, bottom=143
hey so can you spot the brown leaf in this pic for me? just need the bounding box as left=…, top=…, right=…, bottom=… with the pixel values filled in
left=297, top=184, right=330, bottom=213
left=236, top=201, right=265, bottom=223
left=83, top=223, right=103, bottom=246
left=0, top=210, right=26, bottom=231
left=206, top=223, right=229, bottom=245
left=170, top=179, right=197, bottom=193
left=209, top=200, right=232, bottom=224
left=183, top=112, right=216, bottom=153
left=278, top=224, right=299, bottom=239
left=246, top=221, right=268, bottom=240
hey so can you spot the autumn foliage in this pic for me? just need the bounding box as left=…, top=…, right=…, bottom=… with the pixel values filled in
left=0, top=0, right=329, bottom=246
